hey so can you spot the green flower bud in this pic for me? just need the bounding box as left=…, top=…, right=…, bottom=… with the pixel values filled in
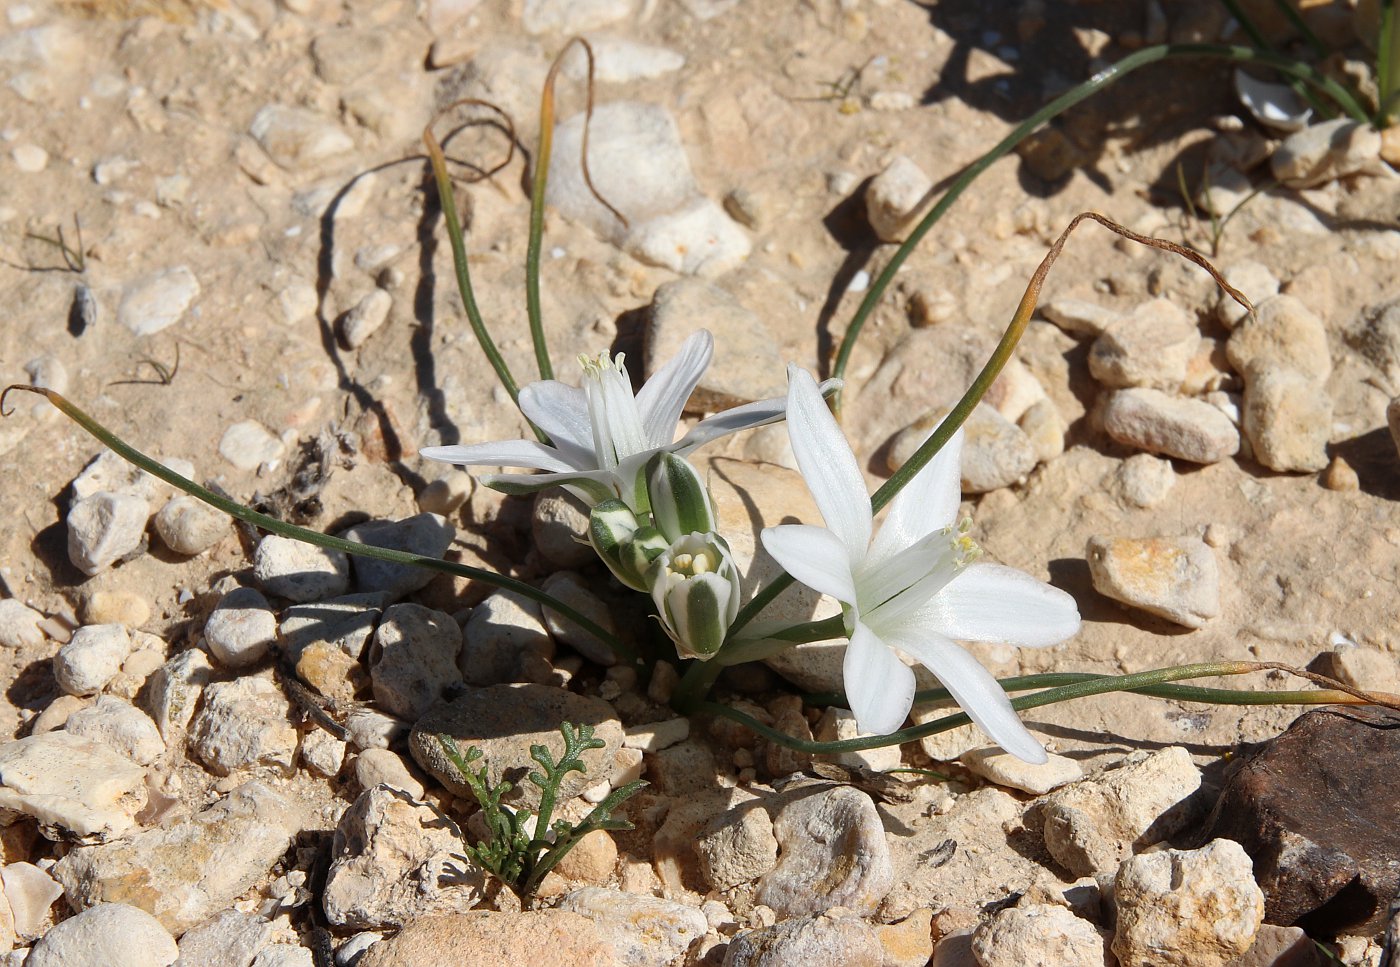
left=588, top=498, right=669, bottom=591
left=644, top=452, right=716, bottom=542
left=649, top=532, right=741, bottom=660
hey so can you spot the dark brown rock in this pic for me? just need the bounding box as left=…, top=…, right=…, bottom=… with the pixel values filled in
left=1193, top=706, right=1400, bottom=937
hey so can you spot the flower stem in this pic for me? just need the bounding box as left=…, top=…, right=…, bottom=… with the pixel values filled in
left=4, top=385, right=633, bottom=665
left=700, top=661, right=1398, bottom=754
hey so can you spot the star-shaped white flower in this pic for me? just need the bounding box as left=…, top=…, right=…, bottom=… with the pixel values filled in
left=422, top=331, right=833, bottom=508
left=760, top=368, right=1081, bottom=762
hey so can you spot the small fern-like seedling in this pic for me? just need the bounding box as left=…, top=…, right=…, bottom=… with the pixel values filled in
left=439, top=721, right=646, bottom=904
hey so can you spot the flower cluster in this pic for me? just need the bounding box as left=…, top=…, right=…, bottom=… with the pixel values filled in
left=423, top=331, right=1081, bottom=761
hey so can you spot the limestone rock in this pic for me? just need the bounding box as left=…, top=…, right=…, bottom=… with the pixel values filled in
left=116, top=267, right=199, bottom=336
left=278, top=592, right=387, bottom=663
left=1, top=862, right=64, bottom=941
left=756, top=786, right=894, bottom=917
left=695, top=799, right=778, bottom=890
left=355, top=911, right=614, bottom=967
left=1113, top=453, right=1176, bottom=509
left=1086, top=535, right=1220, bottom=629
left=724, top=912, right=887, bottom=966
left=25, top=902, right=177, bottom=967
left=1100, top=388, right=1240, bottom=464
left=64, top=695, right=165, bottom=766
left=1241, top=366, right=1332, bottom=473
left=249, top=104, right=354, bottom=172
left=556, top=887, right=707, bottom=966
left=369, top=603, right=463, bottom=720
left=539, top=571, right=619, bottom=667
left=960, top=746, right=1083, bottom=796
left=972, top=902, right=1110, bottom=967
left=1089, top=298, right=1200, bottom=391
left=1217, top=261, right=1281, bottom=329
left=52, top=781, right=306, bottom=934
left=189, top=674, right=298, bottom=776
left=531, top=491, right=594, bottom=570
left=203, top=586, right=277, bottom=669
left=409, top=685, right=620, bottom=809
left=0, top=598, right=45, bottom=648
left=626, top=196, right=751, bottom=277
left=141, top=648, right=214, bottom=743
left=0, top=732, right=147, bottom=841
left=154, top=494, right=229, bottom=556
left=253, top=535, right=350, bottom=603
left=67, top=491, right=149, bottom=576
left=1039, top=747, right=1203, bottom=878
left=645, top=279, right=785, bottom=411
left=324, top=786, right=484, bottom=929
left=54, top=623, right=133, bottom=696
left=341, top=514, right=454, bottom=599
left=1271, top=118, right=1385, bottom=187
left=888, top=405, right=1037, bottom=494
left=460, top=589, right=555, bottom=685
left=1112, top=839, right=1265, bottom=967
left=1227, top=294, right=1331, bottom=382
left=866, top=154, right=933, bottom=243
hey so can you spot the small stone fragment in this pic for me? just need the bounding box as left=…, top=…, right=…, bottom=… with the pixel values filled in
left=141, top=648, right=214, bottom=742
left=12, top=143, right=48, bottom=172
left=522, top=0, right=632, bottom=33
left=64, top=695, right=164, bottom=766
left=323, top=785, right=484, bottom=929
left=254, top=535, right=351, bottom=602
left=1101, top=388, right=1239, bottom=464
left=52, top=781, right=306, bottom=935
left=67, top=492, right=149, bottom=576
left=813, top=707, right=901, bottom=772
left=219, top=420, right=285, bottom=472
left=250, top=105, right=354, bottom=172
left=25, top=902, right=177, bottom=967
left=1041, top=298, right=1121, bottom=338
left=1323, top=455, right=1359, bottom=492
left=54, top=623, right=133, bottom=696
left=1, top=862, right=64, bottom=941
left=1114, top=453, right=1176, bottom=508
left=866, top=154, right=933, bottom=243
left=1112, top=839, right=1265, bottom=967
left=340, top=289, right=392, bottom=349
left=116, top=267, right=199, bottom=336
left=1086, top=535, right=1220, bottom=629
left=757, top=786, right=894, bottom=916
left=189, top=674, right=298, bottom=776
left=531, top=490, right=594, bottom=569
left=175, top=910, right=275, bottom=967
left=154, top=494, right=228, bottom=555
left=204, top=586, right=277, bottom=669
left=418, top=471, right=472, bottom=517
left=645, top=279, right=785, bottom=410
left=556, top=887, right=708, bottom=966
left=695, top=800, right=778, bottom=891
left=79, top=589, right=148, bottom=629
left=553, top=829, right=618, bottom=884
left=460, top=589, right=555, bottom=686
left=1271, top=118, right=1384, bottom=187
left=300, top=728, right=346, bottom=778
left=1227, top=294, right=1331, bottom=383
left=540, top=572, right=618, bottom=666
left=888, top=405, right=1036, bottom=494
left=960, top=746, right=1083, bottom=796
left=1241, top=366, right=1332, bottom=473
left=1217, top=261, right=1281, bottom=329
left=0, top=599, right=46, bottom=648
left=341, top=515, right=456, bottom=600
left=1018, top=398, right=1066, bottom=464
left=1039, top=747, right=1203, bottom=878
left=1089, top=298, right=1200, bottom=391
left=626, top=197, right=751, bottom=277
left=972, top=902, right=1110, bottom=967
left=724, top=911, right=887, bottom=966
left=409, top=685, right=620, bottom=809
left=279, top=592, right=386, bottom=663
left=0, top=731, right=147, bottom=841
left=369, top=603, right=463, bottom=720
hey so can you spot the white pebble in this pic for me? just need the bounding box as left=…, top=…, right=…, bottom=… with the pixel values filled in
left=253, top=535, right=351, bottom=603
left=53, top=623, right=134, bottom=696
left=154, top=494, right=228, bottom=555
left=12, top=143, right=48, bottom=172
left=204, top=586, right=277, bottom=668
left=218, top=420, right=285, bottom=472
left=0, top=599, right=46, bottom=648
left=66, top=491, right=149, bottom=576
left=25, top=902, right=177, bottom=967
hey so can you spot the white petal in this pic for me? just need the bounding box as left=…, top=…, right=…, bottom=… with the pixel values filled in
left=519, top=381, right=596, bottom=466
left=844, top=621, right=916, bottom=735
left=883, top=626, right=1046, bottom=763
left=918, top=563, right=1081, bottom=648
left=636, top=330, right=713, bottom=448
left=870, top=427, right=964, bottom=563
left=761, top=525, right=859, bottom=604
left=785, top=367, right=871, bottom=559
left=674, top=378, right=844, bottom=453
left=419, top=440, right=576, bottom=472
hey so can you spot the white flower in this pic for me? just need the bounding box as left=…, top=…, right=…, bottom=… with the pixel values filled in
left=650, top=531, right=742, bottom=660
left=760, top=368, right=1081, bottom=762
left=421, top=331, right=835, bottom=508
